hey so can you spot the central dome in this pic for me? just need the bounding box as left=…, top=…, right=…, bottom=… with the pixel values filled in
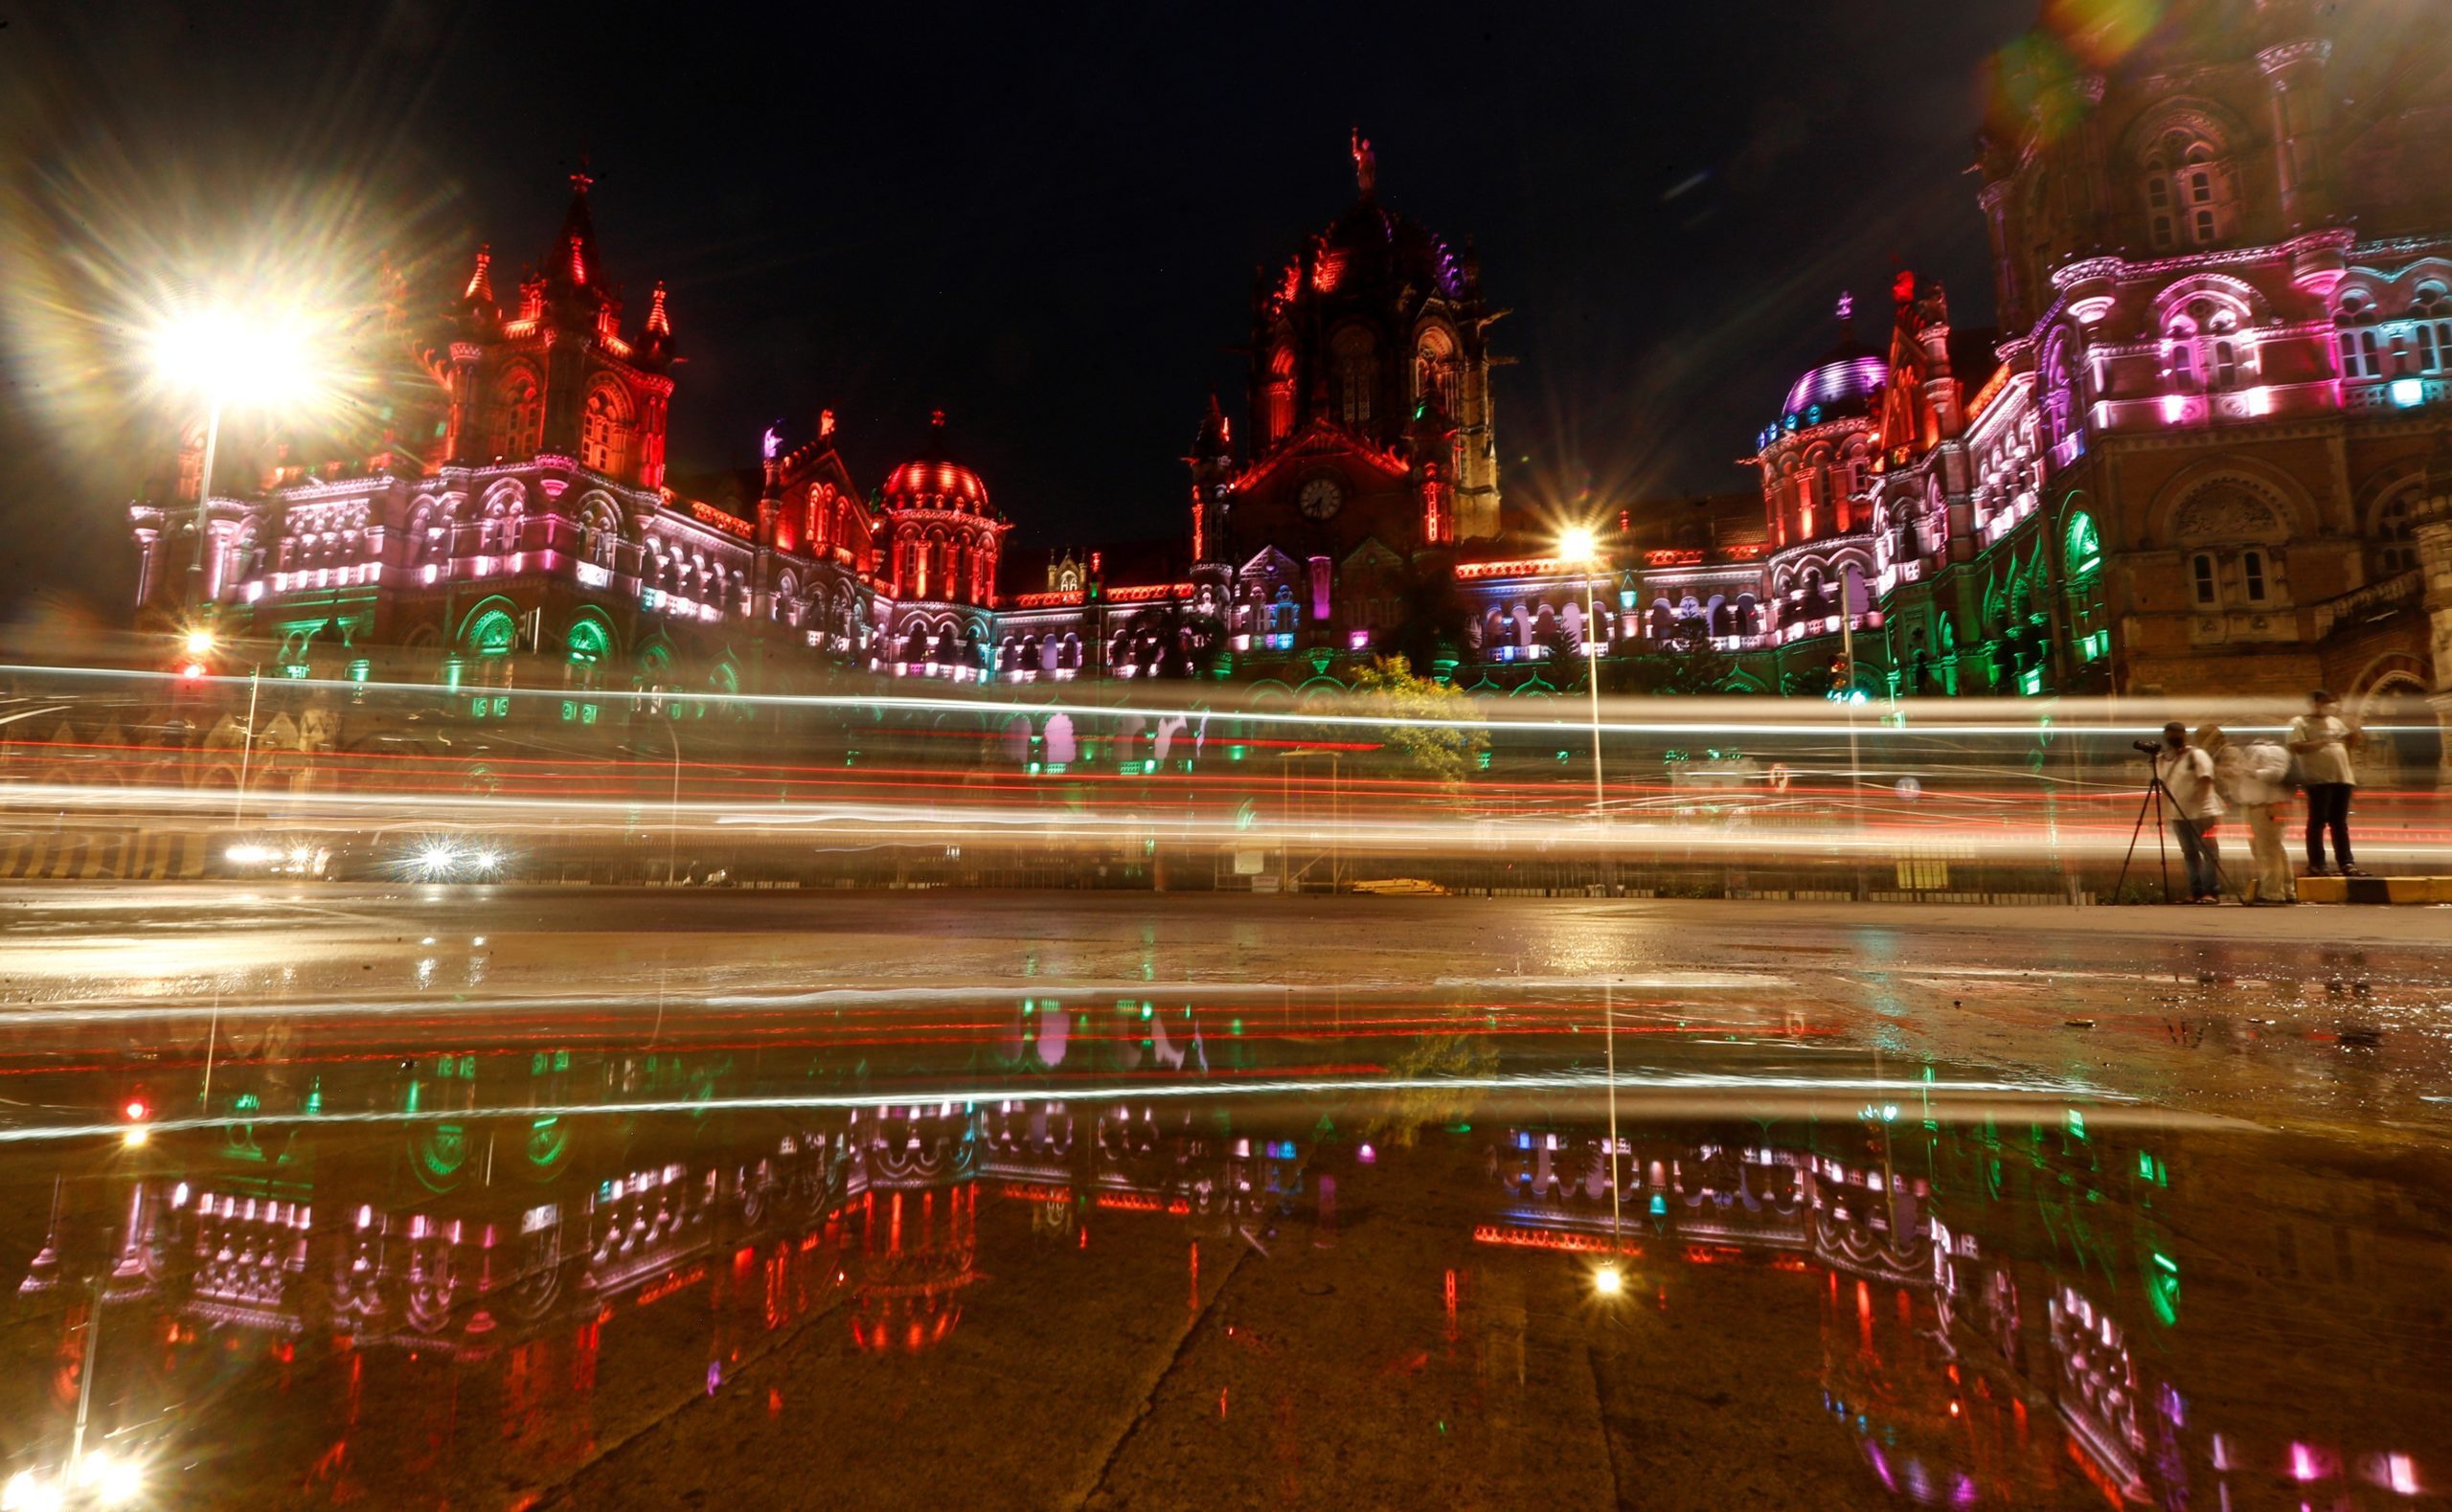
left=1780, top=338, right=1887, bottom=424
left=880, top=411, right=992, bottom=515
left=1312, top=200, right=1464, bottom=299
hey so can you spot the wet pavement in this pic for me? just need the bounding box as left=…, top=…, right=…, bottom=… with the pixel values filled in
left=0, top=886, right=2447, bottom=1508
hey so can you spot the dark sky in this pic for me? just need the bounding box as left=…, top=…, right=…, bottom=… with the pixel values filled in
left=0, top=0, right=2038, bottom=615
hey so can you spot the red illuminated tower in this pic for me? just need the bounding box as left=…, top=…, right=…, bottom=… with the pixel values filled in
left=1225, top=132, right=1500, bottom=561
left=441, top=170, right=676, bottom=490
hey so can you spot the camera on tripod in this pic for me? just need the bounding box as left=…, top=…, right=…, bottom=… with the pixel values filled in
left=2130, top=738, right=2163, bottom=757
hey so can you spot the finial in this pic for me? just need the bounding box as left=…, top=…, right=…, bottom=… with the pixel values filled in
left=463, top=244, right=493, bottom=305
left=930, top=408, right=946, bottom=430
left=570, top=149, right=594, bottom=196
left=761, top=422, right=784, bottom=462
left=646, top=281, right=671, bottom=336
left=1351, top=126, right=1375, bottom=196
left=1836, top=290, right=1854, bottom=324
left=819, top=408, right=836, bottom=442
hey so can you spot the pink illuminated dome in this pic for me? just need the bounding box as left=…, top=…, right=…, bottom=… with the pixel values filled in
left=1780, top=340, right=1887, bottom=425
left=880, top=410, right=992, bottom=516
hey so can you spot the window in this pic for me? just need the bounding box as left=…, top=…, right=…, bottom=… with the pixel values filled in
left=2171, top=341, right=2196, bottom=393
left=2241, top=549, right=2268, bottom=602
left=2213, top=339, right=2238, bottom=390
left=2338, top=329, right=2382, bottom=380
left=492, top=373, right=541, bottom=458
left=2190, top=553, right=2218, bottom=607
left=2065, top=510, right=2102, bottom=585
left=2145, top=159, right=2175, bottom=250
left=2141, top=132, right=2231, bottom=249
left=1331, top=326, right=1375, bottom=427
left=580, top=385, right=630, bottom=477
left=2373, top=490, right=2418, bottom=576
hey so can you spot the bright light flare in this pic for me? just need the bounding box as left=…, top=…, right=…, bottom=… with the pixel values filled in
left=151, top=304, right=323, bottom=412
left=1557, top=525, right=1601, bottom=563
left=79, top=1452, right=144, bottom=1508
left=1592, top=1262, right=1625, bottom=1297
left=180, top=628, right=216, bottom=657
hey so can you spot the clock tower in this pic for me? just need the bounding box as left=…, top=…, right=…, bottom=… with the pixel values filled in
left=1212, top=133, right=1500, bottom=565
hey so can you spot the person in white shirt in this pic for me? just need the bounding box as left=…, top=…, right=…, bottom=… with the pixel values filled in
left=2152, top=721, right=2224, bottom=902
left=2214, top=730, right=2295, bottom=904
left=2287, top=689, right=2363, bottom=877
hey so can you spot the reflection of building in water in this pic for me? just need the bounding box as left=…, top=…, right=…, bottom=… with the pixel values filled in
left=1481, top=1116, right=2434, bottom=1508
left=847, top=1103, right=981, bottom=1354
left=4, top=1041, right=1314, bottom=1497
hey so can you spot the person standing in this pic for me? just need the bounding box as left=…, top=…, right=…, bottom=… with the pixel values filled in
left=2289, top=690, right=2364, bottom=877
left=2153, top=721, right=2224, bottom=903
left=2216, top=731, right=2296, bottom=904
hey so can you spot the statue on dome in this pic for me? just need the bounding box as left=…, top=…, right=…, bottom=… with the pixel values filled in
left=1351, top=127, right=1376, bottom=196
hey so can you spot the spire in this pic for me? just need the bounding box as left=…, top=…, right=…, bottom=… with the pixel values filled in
left=552, top=161, right=600, bottom=289
left=462, top=244, right=494, bottom=306
left=646, top=281, right=670, bottom=337
left=1351, top=126, right=1376, bottom=197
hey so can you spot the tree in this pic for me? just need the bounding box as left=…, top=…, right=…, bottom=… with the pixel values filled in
left=1350, top=655, right=1488, bottom=786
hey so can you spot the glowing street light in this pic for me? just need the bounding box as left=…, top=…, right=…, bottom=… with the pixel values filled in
left=1593, top=1262, right=1624, bottom=1298
left=151, top=302, right=326, bottom=607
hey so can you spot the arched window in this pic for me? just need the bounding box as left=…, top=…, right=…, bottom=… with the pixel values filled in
left=2240, top=548, right=2269, bottom=603
left=580, top=383, right=632, bottom=478
left=2334, top=288, right=2384, bottom=381
left=2145, top=155, right=2174, bottom=250
left=1330, top=326, right=1375, bottom=428
left=492, top=372, right=541, bottom=459
left=1266, top=344, right=1296, bottom=440
left=2189, top=552, right=2218, bottom=608
left=2166, top=300, right=2247, bottom=395
left=565, top=617, right=611, bottom=688
left=2141, top=131, right=2233, bottom=249
left=2065, top=509, right=2107, bottom=662
left=2414, top=284, right=2451, bottom=373
left=2373, top=488, right=2418, bottom=577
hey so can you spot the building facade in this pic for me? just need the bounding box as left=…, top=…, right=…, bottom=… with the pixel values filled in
left=126, top=0, right=2452, bottom=766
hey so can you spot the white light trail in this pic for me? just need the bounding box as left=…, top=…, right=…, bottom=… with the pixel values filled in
left=0, top=1069, right=2134, bottom=1145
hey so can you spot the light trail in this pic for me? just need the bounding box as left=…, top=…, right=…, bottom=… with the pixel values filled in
left=0, top=1068, right=2133, bottom=1144
left=2, top=662, right=2434, bottom=739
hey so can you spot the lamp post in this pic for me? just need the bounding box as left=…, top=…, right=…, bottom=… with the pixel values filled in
left=152, top=305, right=319, bottom=614
left=1558, top=526, right=1608, bottom=824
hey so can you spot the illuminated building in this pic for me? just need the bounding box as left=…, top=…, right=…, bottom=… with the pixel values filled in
left=1680, top=0, right=2452, bottom=752
left=123, top=5, right=2452, bottom=759
left=125, top=172, right=1002, bottom=700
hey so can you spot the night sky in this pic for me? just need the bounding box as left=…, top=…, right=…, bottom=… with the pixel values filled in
left=0, top=0, right=2038, bottom=616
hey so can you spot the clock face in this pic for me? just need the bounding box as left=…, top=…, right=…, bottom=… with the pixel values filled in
left=1298, top=477, right=1345, bottom=521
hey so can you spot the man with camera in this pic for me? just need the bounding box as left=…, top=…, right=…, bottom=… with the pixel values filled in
left=2147, top=722, right=2224, bottom=903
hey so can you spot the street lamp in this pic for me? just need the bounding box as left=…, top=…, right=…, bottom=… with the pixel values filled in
left=152, top=304, right=321, bottom=609
left=1557, top=525, right=1608, bottom=821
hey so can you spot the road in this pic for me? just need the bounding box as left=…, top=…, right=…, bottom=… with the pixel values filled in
left=0, top=885, right=2444, bottom=1508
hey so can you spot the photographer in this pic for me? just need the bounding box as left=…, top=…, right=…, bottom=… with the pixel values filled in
left=2148, top=722, right=2224, bottom=903
left=2288, top=689, right=2365, bottom=878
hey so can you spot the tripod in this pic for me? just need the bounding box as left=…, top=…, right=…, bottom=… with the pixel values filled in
left=2113, top=763, right=2233, bottom=903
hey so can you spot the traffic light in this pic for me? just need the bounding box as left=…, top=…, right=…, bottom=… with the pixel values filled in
left=120, top=1090, right=153, bottom=1147
left=1828, top=655, right=1851, bottom=696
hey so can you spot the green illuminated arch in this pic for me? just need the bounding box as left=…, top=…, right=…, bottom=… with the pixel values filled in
left=465, top=607, right=518, bottom=657
left=565, top=616, right=613, bottom=666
